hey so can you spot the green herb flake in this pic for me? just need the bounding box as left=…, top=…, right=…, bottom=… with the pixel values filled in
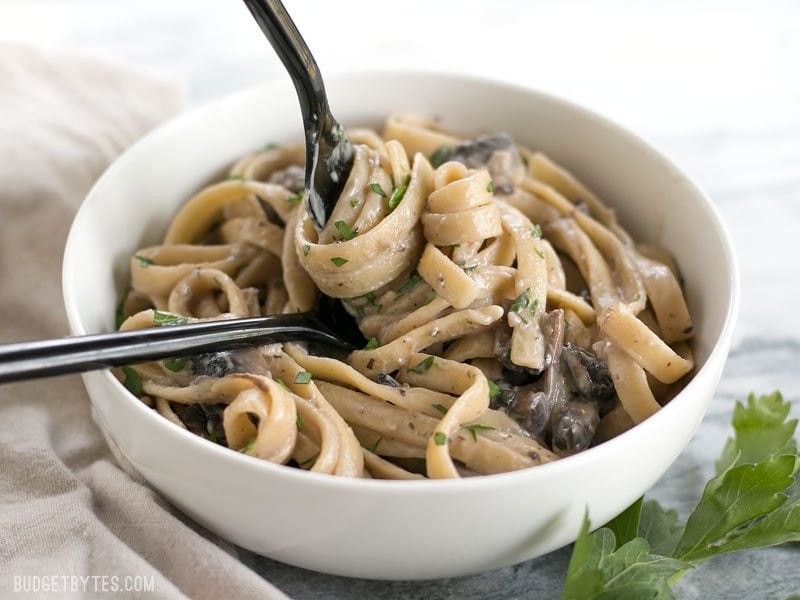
left=367, top=437, right=383, bottom=453
left=163, top=357, right=186, bottom=372
left=531, top=224, right=542, bottom=239
left=431, top=403, right=448, bottom=415
left=488, top=380, right=501, bottom=399
left=369, top=182, right=387, bottom=198
left=296, top=412, right=304, bottom=431
left=302, top=244, right=310, bottom=257
left=487, top=180, right=495, bottom=193
left=134, top=255, right=154, bottom=268
left=530, top=298, right=540, bottom=317
left=334, top=220, right=358, bottom=241
left=421, top=292, right=437, bottom=306
left=239, top=437, right=256, bottom=454
left=463, top=423, right=495, bottom=442
left=388, top=175, right=411, bottom=211
left=510, top=289, right=531, bottom=314
left=263, top=143, right=280, bottom=150
left=398, top=273, right=422, bottom=294
left=330, top=257, right=349, bottom=267
left=208, top=431, right=218, bottom=443
left=121, top=366, right=143, bottom=396
left=433, top=431, right=447, bottom=446
left=534, top=247, right=545, bottom=259
left=430, top=146, right=452, bottom=168
left=226, top=175, right=246, bottom=181
left=285, top=193, right=303, bottom=206
left=115, top=288, right=130, bottom=330
left=350, top=199, right=359, bottom=208
left=153, top=311, right=189, bottom=327
left=364, top=337, right=380, bottom=350
left=275, top=378, right=291, bottom=391
left=408, top=355, right=435, bottom=374
left=294, top=371, right=313, bottom=384
left=299, top=452, right=319, bottom=468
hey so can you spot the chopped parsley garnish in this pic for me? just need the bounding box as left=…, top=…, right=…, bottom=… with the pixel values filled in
left=226, top=175, right=246, bottom=181
left=531, top=224, right=542, bottom=239
left=388, top=175, right=411, bottom=211
left=302, top=244, right=310, bottom=257
left=534, top=247, right=545, bottom=259
left=369, top=182, right=387, bottom=198
left=421, top=292, right=437, bottom=306
left=367, top=437, right=383, bottom=453
left=433, top=431, right=448, bottom=446
left=285, top=193, right=302, bottom=206
left=397, top=273, right=421, bottom=294
left=350, top=199, right=359, bottom=208
left=115, top=288, right=130, bottom=330
left=530, top=298, right=540, bottom=316
left=240, top=437, right=256, bottom=454
left=153, top=311, right=188, bottom=327
left=463, top=423, right=495, bottom=442
left=121, top=366, right=143, bottom=396
left=296, top=412, right=304, bottom=431
left=431, top=403, right=448, bottom=415
left=163, top=357, right=186, bottom=372
left=330, top=257, right=348, bottom=267
left=488, top=380, right=501, bottom=399
left=430, top=146, right=452, bottom=168
left=134, top=255, right=154, bottom=268
left=294, top=371, right=313, bottom=384
left=263, top=143, right=280, bottom=150
left=299, top=452, right=319, bottom=467
left=408, top=355, right=435, bottom=374
left=275, top=378, right=291, bottom=391
left=510, top=289, right=531, bottom=314
left=364, top=337, right=380, bottom=350
left=487, top=180, right=495, bottom=193
left=208, top=431, right=218, bottom=443
left=334, top=220, right=358, bottom=241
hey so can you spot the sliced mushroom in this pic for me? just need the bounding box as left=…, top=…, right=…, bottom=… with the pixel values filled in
left=551, top=400, right=600, bottom=455
left=268, top=164, right=305, bottom=194
left=562, top=343, right=615, bottom=408
left=191, top=348, right=269, bottom=378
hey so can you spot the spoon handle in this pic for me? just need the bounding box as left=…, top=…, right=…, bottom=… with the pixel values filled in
left=242, top=0, right=353, bottom=230
left=0, top=314, right=350, bottom=384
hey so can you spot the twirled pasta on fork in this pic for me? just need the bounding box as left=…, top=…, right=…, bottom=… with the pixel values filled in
left=116, top=114, right=694, bottom=480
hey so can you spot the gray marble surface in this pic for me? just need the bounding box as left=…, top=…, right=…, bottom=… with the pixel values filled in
left=3, top=0, right=799, bottom=597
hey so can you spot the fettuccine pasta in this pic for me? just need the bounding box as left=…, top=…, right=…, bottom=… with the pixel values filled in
left=115, top=115, right=694, bottom=480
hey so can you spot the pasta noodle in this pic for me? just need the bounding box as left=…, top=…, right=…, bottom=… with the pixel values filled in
left=115, top=114, right=694, bottom=480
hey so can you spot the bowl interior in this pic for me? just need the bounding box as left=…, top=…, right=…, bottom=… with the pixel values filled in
left=61, top=72, right=739, bottom=578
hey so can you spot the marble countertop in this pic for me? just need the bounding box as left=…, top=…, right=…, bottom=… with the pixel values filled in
left=3, top=0, right=799, bottom=597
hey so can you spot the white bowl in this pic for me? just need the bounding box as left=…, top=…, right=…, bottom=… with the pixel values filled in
left=63, top=72, right=739, bottom=580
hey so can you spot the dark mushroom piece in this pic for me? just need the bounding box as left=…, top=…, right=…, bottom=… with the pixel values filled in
left=191, top=348, right=270, bottom=378
left=551, top=400, right=600, bottom=455
left=449, top=134, right=523, bottom=194
left=562, top=343, right=615, bottom=412
left=267, top=164, right=305, bottom=194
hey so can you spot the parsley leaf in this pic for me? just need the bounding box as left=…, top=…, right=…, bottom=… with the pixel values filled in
left=240, top=437, right=256, bottom=454
left=369, top=182, right=387, bottom=198
left=299, top=452, right=319, bottom=467
left=121, top=366, right=143, bottom=396
left=285, top=193, right=302, bottom=206
left=389, top=175, right=411, bottom=210
left=153, top=311, right=188, bottom=327
left=398, top=273, right=421, bottom=294
left=510, top=289, right=531, bottom=313
left=134, top=255, right=154, bottom=268
left=296, top=412, right=304, bottom=431
left=431, top=403, right=448, bottom=415
left=367, top=437, right=383, bottom=453
left=226, top=175, right=246, bottom=181
left=302, top=244, right=310, bottom=257
left=163, top=357, right=186, bottom=372
left=364, top=337, right=380, bottom=350
left=430, top=146, right=452, bottom=168
left=408, top=355, right=435, bottom=374
left=334, top=220, right=358, bottom=241
left=433, top=431, right=447, bottom=446
left=462, top=423, right=495, bottom=442
left=532, top=224, right=542, bottom=239
left=487, top=180, right=494, bottom=193
left=330, top=257, right=348, bottom=267
left=638, top=500, right=684, bottom=557
left=487, top=380, right=501, bottom=399
left=294, top=371, right=313, bottom=384
left=115, top=288, right=130, bottom=330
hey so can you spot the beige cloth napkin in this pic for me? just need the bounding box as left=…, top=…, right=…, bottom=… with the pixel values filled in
left=0, top=44, right=291, bottom=600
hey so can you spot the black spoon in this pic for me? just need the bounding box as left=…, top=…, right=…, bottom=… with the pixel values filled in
left=242, top=0, right=354, bottom=231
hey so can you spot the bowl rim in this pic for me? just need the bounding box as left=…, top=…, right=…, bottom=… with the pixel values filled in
left=63, top=69, right=741, bottom=493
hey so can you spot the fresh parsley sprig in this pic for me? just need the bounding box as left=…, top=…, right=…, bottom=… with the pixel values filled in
left=562, top=391, right=800, bottom=599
